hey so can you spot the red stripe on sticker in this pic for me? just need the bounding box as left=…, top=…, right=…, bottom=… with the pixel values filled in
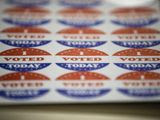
left=57, top=72, right=109, bottom=80
left=112, top=28, right=160, bottom=34
left=56, top=48, right=108, bottom=56
left=0, top=48, right=51, bottom=56
left=4, top=6, right=50, bottom=14
left=113, top=49, right=160, bottom=56
left=111, top=7, right=156, bottom=14
left=1, top=27, right=50, bottom=33
left=57, top=28, right=105, bottom=34
left=58, top=8, right=102, bottom=15
left=0, top=72, right=50, bottom=81
left=117, top=72, right=160, bottom=80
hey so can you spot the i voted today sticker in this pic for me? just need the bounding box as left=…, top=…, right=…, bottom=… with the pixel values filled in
left=56, top=48, right=109, bottom=71
left=110, top=7, right=159, bottom=27
left=56, top=72, right=110, bottom=99
left=112, top=28, right=160, bottom=48
left=3, top=6, right=51, bottom=26
left=58, top=8, right=104, bottom=27
left=0, top=72, right=50, bottom=100
left=117, top=72, right=160, bottom=97
left=113, top=49, right=160, bottom=71
left=0, top=48, right=52, bottom=72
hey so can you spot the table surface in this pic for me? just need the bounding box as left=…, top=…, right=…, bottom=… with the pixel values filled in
left=0, top=103, right=160, bottom=120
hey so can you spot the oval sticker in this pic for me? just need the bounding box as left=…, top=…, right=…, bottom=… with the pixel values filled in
left=58, top=8, right=103, bottom=27
left=3, top=7, right=51, bottom=26
left=56, top=49, right=108, bottom=71
left=111, top=7, right=158, bottom=27
left=112, top=28, right=160, bottom=48
left=114, top=49, right=160, bottom=71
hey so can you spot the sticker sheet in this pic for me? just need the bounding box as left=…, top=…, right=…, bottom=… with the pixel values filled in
left=0, top=0, right=160, bottom=104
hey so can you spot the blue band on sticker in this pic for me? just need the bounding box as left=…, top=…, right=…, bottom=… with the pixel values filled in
left=111, top=18, right=159, bottom=27
left=3, top=18, right=51, bottom=27
left=112, top=41, right=160, bottom=48
left=56, top=63, right=109, bottom=71
left=7, top=0, right=50, bottom=6
left=57, top=41, right=106, bottom=48
left=0, top=89, right=49, bottom=100
left=118, top=88, right=160, bottom=97
left=57, top=89, right=110, bottom=99
left=0, top=63, right=51, bottom=72
left=59, top=0, right=101, bottom=7
left=114, top=63, right=160, bottom=71
left=0, top=40, right=51, bottom=48
left=58, top=20, right=104, bottom=27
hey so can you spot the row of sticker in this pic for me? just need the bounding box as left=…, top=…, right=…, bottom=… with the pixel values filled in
left=1, top=47, right=160, bottom=71
left=0, top=6, right=159, bottom=27
left=0, top=71, right=160, bottom=100
left=0, top=27, right=160, bottom=48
